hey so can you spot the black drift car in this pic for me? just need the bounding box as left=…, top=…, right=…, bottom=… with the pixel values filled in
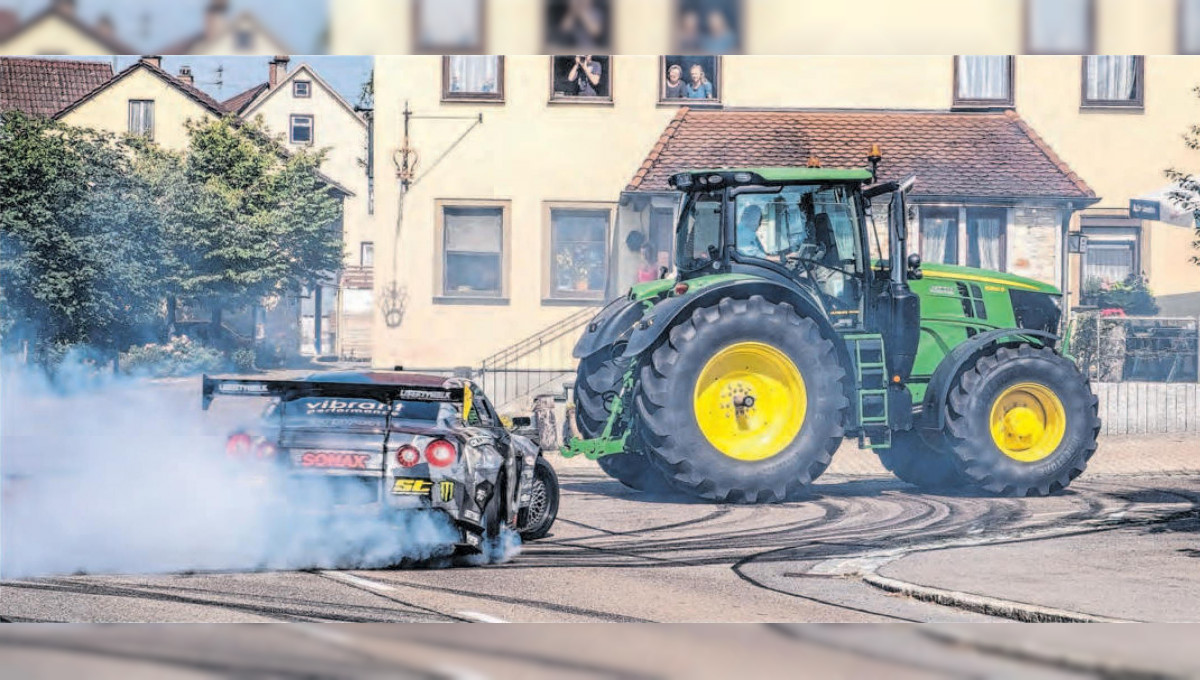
left=202, top=370, right=559, bottom=553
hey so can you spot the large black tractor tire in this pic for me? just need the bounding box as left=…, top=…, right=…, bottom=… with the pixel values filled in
left=942, top=344, right=1101, bottom=497
left=519, top=457, right=560, bottom=541
left=877, top=430, right=966, bottom=490
left=634, top=296, right=848, bottom=504
left=574, top=347, right=672, bottom=492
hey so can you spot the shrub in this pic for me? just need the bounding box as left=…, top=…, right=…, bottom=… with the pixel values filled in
left=121, top=335, right=225, bottom=377
left=1082, top=274, right=1160, bottom=316
left=232, top=348, right=257, bottom=373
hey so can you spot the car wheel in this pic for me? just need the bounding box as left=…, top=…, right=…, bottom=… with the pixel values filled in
left=519, top=457, right=560, bottom=541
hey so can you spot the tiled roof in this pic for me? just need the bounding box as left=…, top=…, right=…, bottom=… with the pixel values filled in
left=628, top=108, right=1095, bottom=200
left=221, top=82, right=268, bottom=114
left=0, top=57, right=113, bottom=117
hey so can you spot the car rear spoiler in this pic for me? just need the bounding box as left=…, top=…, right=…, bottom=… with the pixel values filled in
left=201, top=375, right=465, bottom=411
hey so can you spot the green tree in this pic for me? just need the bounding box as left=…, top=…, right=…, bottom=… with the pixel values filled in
left=163, top=117, right=345, bottom=333
left=0, top=111, right=166, bottom=362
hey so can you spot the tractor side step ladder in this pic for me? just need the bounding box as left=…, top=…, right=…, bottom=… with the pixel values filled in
left=845, top=334, right=891, bottom=449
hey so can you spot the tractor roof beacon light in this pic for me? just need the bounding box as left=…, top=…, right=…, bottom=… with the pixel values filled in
left=807, top=156, right=822, bottom=168
left=868, top=144, right=883, bottom=182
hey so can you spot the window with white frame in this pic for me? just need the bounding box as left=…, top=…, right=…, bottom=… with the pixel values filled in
left=128, top=100, right=154, bottom=138
left=360, top=241, right=374, bottom=267
left=1082, top=56, right=1144, bottom=108
left=293, top=80, right=311, bottom=98
left=290, top=114, right=314, bottom=144
left=954, top=56, right=1013, bottom=107
left=443, top=55, right=504, bottom=101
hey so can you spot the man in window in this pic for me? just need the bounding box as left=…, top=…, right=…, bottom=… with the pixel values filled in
left=567, top=55, right=603, bottom=96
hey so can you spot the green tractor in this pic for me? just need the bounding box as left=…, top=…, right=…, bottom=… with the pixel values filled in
left=562, top=167, right=1100, bottom=502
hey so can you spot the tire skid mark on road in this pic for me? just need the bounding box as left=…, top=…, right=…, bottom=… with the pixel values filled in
left=555, top=506, right=734, bottom=539
left=310, top=571, right=470, bottom=622
left=329, top=571, right=656, bottom=623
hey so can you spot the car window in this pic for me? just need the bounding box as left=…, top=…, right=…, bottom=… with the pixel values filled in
left=473, top=389, right=498, bottom=427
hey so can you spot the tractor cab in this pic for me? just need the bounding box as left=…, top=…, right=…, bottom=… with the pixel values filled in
left=668, top=167, right=923, bottom=383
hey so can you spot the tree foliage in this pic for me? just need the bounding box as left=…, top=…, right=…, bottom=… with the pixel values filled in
left=0, top=111, right=164, bottom=356
left=0, top=111, right=345, bottom=362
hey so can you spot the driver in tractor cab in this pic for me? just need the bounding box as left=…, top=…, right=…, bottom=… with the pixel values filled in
left=735, top=194, right=846, bottom=307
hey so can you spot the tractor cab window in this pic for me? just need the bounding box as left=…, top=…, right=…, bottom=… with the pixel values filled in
left=675, top=191, right=722, bottom=272
left=733, top=184, right=863, bottom=310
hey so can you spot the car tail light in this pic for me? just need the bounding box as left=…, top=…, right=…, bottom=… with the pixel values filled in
left=226, top=433, right=253, bottom=458
left=396, top=444, right=421, bottom=468
left=424, top=439, right=457, bottom=467
left=254, top=440, right=277, bottom=459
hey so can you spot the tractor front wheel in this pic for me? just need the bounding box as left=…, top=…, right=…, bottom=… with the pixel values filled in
left=634, top=296, right=848, bottom=504
left=574, top=347, right=672, bottom=492
left=942, top=344, right=1100, bottom=496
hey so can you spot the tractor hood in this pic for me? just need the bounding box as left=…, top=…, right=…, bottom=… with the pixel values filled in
left=920, top=263, right=1060, bottom=296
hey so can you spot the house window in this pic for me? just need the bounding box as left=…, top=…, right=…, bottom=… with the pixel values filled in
left=415, top=0, right=485, bottom=53
left=360, top=242, right=374, bottom=268
left=1082, top=56, right=1145, bottom=109
left=293, top=80, right=312, bottom=98
left=1182, top=0, right=1200, bottom=53
left=966, top=208, right=1008, bottom=271
left=1025, top=0, right=1094, bottom=54
left=954, top=56, right=1014, bottom=107
left=921, top=207, right=959, bottom=265
left=674, top=0, right=742, bottom=53
left=290, top=115, right=314, bottom=144
left=546, top=204, right=612, bottom=302
left=544, top=0, right=612, bottom=51
left=442, top=56, right=504, bottom=101
left=550, top=55, right=612, bottom=101
left=235, top=28, right=254, bottom=50
left=436, top=202, right=509, bottom=301
left=128, top=100, right=154, bottom=139
left=660, top=55, right=721, bottom=104
left=1081, top=217, right=1142, bottom=291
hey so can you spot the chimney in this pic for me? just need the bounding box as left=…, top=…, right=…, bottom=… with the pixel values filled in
left=52, top=0, right=75, bottom=17
left=269, top=55, right=290, bottom=89
left=205, top=0, right=229, bottom=39
left=139, top=55, right=162, bottom=70
left=178, top=66, right=194, bottom=85
left=95, top=13, right=114, bottom=40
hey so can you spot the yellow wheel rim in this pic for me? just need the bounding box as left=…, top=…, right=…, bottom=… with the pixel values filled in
left=989, top=382, right=1067, bottom=463
left=693, top=341, right=807, bottom=462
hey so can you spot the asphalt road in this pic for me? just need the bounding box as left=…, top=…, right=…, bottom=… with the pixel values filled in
left=4, top=468, right=1200, bottom=677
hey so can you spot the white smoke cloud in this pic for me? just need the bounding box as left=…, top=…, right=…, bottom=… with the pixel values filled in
left=0, top=357, right=516, bottom=579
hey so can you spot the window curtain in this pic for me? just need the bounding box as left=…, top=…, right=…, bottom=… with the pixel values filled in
left=971, top=214, right=1004, bottom=270
left=1085, top=243, right=1135, bottom=284
left=1185, top=0, right=1200, bottom=54
left=1027, top=0, right=1092, bottom=53
left=957, top=56, right=1009, bottom=100
left=922, top=214, right=957, bottom=264
left=448, top=55, right=499, bottom=93
left=1086, top=56, right=1138, bottom=101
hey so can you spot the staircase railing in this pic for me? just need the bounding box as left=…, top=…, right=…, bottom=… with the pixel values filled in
left=476, top=307, right=594, bottom=409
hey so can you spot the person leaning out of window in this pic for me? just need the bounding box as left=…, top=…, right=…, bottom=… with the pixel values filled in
left=568, top=55, right=603, bottom=96
left=687, top=63, right=714, bottom=99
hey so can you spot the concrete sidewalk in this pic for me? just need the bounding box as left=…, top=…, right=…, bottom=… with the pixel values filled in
left=875, top=507, right=1200, bottom=624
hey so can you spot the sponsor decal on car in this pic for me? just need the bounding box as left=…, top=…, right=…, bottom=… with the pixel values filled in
left=438, top=480, right=454, bottom=502
left=299, top=452, right=371, bottom=469
left=400, top=389, right=453, bottom=401
left=305, top=399, right=396, bottom=416
left=393, top=478, right=433, bottom=495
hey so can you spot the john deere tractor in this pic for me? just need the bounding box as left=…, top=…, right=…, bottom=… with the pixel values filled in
left=563, top=167, right=1100, bottom=503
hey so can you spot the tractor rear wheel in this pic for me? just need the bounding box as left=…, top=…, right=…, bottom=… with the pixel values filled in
left=634, top=296, right=847, bottom=504
left=942, top=344, right=1100, bottom=496
left=876, top=430, right=965, bottom=490
left=574, top=348, right=671, bottom=492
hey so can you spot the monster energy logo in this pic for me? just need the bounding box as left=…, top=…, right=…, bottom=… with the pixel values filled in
left=438, top=481, right=454, bottom=502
